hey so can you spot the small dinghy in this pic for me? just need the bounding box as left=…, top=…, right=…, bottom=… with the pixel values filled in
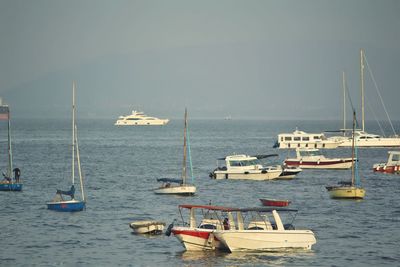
left=259, top=198, right=291, bottom=207
left=129, top=220, right=166, bottom=234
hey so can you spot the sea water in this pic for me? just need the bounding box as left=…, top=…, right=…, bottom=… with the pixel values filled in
left=1, top=118, right=399, bottom=266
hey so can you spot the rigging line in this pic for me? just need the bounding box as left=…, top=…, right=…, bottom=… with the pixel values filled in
left=186, top=116, right=194, bottom=184
left=365, top=98, right=386, bottom=137
left=344, top=83, right=361, bottom=129
left=363, top=53, right=397, bottom=136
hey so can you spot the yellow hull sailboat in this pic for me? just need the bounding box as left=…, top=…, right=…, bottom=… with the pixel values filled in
left=326, top=109, right=366, bottom=199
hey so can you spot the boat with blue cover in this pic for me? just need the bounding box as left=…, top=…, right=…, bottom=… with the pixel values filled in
left=47, top=82, right=86, bottom=211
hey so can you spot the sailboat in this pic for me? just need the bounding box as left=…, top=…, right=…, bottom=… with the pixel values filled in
left=326, top=111, right=366, bottom=199
left=0, top=99, right=22, bottom=191
left=47, top=81, right=86, bottom=211
left=154, top=108, right=196, bottom=195
left=330, top=50, right=400, bottom=147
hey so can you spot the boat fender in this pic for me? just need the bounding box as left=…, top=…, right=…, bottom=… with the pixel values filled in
left=165, top=221, right=174, bottom=236
left=317, top=160, right=320, bottom=165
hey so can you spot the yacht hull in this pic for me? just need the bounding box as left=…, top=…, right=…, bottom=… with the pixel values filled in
left=214, top=230, right=316, bottom=252
left=213, top=170, right=282, bottom=180
left=337, top=138, right=400, bottom=147
left=115, top=119, right=169, bottom=126
left=285, top=159, right=353, bottom=169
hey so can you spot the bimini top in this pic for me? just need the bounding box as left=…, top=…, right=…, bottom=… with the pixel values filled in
left=238, top=207, right=298, bottom=212
left=218, top=154, right=278, bottom=161
left=178, top=204, right=238, bottom=211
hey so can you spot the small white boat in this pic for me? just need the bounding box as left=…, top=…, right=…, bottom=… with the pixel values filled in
left=129, top=220, right=165, bottom=234
left=284, top=148, right=354, bottom=169
left=373, top=151, right=400, bottom=174
left=115, top=110, right=169, bottom=126
left=154, top=108, right=196, bottom=195
left=210, top=154, right=282, bottom=180
left=213, top=207, right=316, bottom=252
left=277, top=166, right=302, bottom=179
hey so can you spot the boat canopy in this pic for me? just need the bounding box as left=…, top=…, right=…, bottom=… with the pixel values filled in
left=156, top=178, right=182, bottom=184
left=238, top=207, right=298, bottom=212
left=178, top=204, right=237, bottom=211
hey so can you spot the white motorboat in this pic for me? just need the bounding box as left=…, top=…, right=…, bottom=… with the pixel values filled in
left=284, top=148, right=354, bottom=169
left=274, top=129, right=342, bottom=149
left=129, top=220, right=165, bottom=234
left=209, top=154, right=282, bottom=180
left=169, top=204, right=236, bottom=251
left=373, top=151, right=400, bottom=174
left=154, top=109, right=196, bottom=195
left=213, top=207, right=317, bottom=252
left=114, top=110, right=169, bottom=126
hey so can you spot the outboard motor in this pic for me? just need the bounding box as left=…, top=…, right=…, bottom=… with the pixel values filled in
left=273, top=140, right=279, bottom=148
left=165, top=220, right=175, bottom=236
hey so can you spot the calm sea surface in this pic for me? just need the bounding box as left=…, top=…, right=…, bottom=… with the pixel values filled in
left=1, top=118, right=399, bottom=266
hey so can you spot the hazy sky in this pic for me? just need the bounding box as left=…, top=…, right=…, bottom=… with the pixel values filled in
left=1, top=0, right=399, bottom=120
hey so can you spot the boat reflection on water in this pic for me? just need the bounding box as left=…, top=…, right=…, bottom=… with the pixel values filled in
left=179, top=250, right=315, bottom=265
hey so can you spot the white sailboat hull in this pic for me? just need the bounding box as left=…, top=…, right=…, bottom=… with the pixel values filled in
left=337, top=138, right=400, bottom=147
left=154, top=185, right=196, bottom=195
left=214, top=230, right=316, bottom=252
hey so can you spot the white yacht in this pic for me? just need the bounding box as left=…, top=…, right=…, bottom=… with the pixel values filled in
left=114, top=110, right=169, bottom=126
left=274, top=129, right=342, bottom=149
left=209, top=154, right=282, bottom=180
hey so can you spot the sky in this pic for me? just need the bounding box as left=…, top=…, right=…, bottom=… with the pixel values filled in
left=0, top=0, right=399, bottom=120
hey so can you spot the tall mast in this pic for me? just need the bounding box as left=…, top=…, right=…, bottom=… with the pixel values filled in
left=72, top=81, right=75, bottom=185
left=360, top=49, right=365, bottom=132
left=7, top=107, right=12, bottom=178
left=75, top=125, right=85, bottom=201
left=342, top=71, right=346, bottom=135
left=181, top=108, right=187, bottom=184
left=351, top=111, right=356, bottom=186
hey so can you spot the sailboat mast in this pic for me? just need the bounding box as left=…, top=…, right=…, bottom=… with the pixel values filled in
left=351, top=111, right=356, bottom=186
left=7, top=108, right=13, bottom=178
left=342, top=71, right=346, bottom=135
left=181, top=108, right=187, bottom=184
left=72, top=81, right=75, bottom=185
left=360, top=49, right=365, bottom=132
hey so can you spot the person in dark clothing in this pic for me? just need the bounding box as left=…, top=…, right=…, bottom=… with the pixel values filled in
left=13, top=168, right=21, bottom=183
left=56, top=185, right=75, bottom=200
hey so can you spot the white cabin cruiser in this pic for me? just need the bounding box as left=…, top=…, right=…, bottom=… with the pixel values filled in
left=115, top=110, right=169, bottom=126
left=284, top=148, right=354, bottom=169
left=209, top=154, right=282, bottom=180
left=213, top=207, right=316, bottom=252
left=274, top=129, right=342, bottom=149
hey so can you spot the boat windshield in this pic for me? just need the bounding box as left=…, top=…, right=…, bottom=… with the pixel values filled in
left=299, top=150, right=320, bottom=157
left=229, top=159, right=259, bottom=167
